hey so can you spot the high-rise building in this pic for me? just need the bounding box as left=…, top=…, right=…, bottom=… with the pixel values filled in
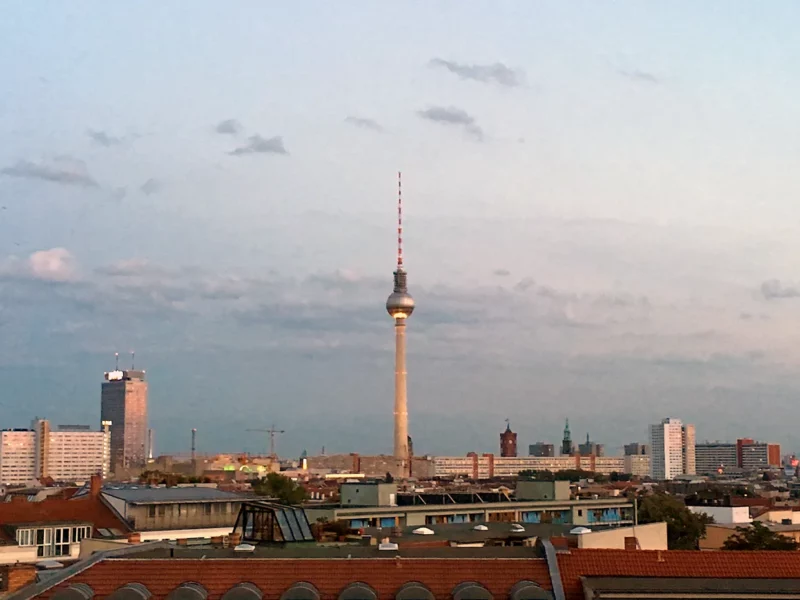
left=385, top=172, right=414, bottom=479
left=0, top=420, right=110, bottom=485
left=561, top=419, right=573, bottom=456
left=528, top=443, right=555, bottom=457
left=695, top=442, right=738, bottom=475
left=682, top=424, right=696, bottom=476
left=578, top=433, right=605, bottom=457
left=649, top=418, right=695, bottom=480
left=101, top=368, right=148, bottom=472
left=624, top=442, right=650, bottom=456
left=500, top=421, right=517, bottom=457
left=737, top=439, right=781, bottom=470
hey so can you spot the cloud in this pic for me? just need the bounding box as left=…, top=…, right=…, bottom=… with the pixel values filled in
left=493, top=268, right=511, bottom=277
left=140, top=178, right=162, bottom=195
left=1, top=158, right=98, bottom=187
left=761, top=279, right=800, bottom=299
left=214, top=119, right=243, bottom=135
left=87, top=129, right=124, bottom=147
left=0, top=248, right=77, bottom=283
left=417, top=106, right=484, bottom=141
left=429, top=58, right=522, bottom=87
left=344, top=116, right=383, bottom=132
left=229, top=135, right=288, bottom=156
left=618, top=69, right=661, bottom=84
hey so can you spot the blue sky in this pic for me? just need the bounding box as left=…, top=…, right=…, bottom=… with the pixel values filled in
left=2, top=2, right=800, bottom=458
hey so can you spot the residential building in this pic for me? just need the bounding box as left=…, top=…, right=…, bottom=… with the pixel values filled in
left=101, top=369, right=148, bottom=472
left=500, top=421, right=517, bottom=457
left=649, top=418, right=695, bottom=480
left=623, top=454, right=650, bottom=478
left=432, top=455, right=628, bottom=479
left=528, top=443, right=555, bottom=457
left=737, top=438, right=781, bottom=470
left=0, top=421, right=110, bottom=485
left=695, top=442, right=738, bottom=475
left=16, top=538, right=800, bottom=600
left=688, top=505, right=751, bottom=524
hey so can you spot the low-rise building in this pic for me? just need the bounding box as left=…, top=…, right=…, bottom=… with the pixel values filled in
left=433, top=455, right=629, bottom=479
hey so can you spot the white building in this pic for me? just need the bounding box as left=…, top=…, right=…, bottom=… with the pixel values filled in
left=649, top=417, right=695, bottom=480
left=0, top=420, right=110, bottom=485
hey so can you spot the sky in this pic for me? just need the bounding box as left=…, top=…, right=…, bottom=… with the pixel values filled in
left=2, top=2, right=800, bottom=458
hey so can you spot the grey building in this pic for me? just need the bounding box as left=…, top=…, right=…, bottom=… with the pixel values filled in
left=101, top=369, right=148, bottom=472
left=695, top=443, right=737, bottom=475
left=528, top=443, right=555, bottom=457
left=624, top=443, right=650, bottom=456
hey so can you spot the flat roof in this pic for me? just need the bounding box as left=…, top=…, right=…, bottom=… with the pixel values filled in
left=102, top=487, right=248, bottom=504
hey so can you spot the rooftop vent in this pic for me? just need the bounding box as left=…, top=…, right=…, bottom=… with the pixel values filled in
left=510, top=524, right=525, bottom=533
left=472, top=524, right=489, bottom=531
left=234, top=543, right=255, bottom=552
left=412, top=527, right=434, bottom=535
left=570, top=526, right=592, bottom=535
left=378, top=541, right=399, bottom=551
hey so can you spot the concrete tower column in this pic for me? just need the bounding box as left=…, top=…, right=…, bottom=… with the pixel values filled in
left=394, top=319, right=409, bottom=477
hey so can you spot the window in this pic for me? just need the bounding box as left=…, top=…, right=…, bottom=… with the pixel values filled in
left=578, top=510, right=583, bottom=517
left=148, top=505, right=156, bottom=518
left=204, top=504, right=212, bottom=515
left=71, top=526, right=91, bottom=542
left=54, top=527, right=70, bottom=556
left=157, top=505, right=167, bottom=517
left=16, top=529, right=33, bottom=547
left=36, top=528, right=53, bottom=557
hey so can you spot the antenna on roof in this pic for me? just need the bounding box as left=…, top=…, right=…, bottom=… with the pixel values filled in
left=397, top=171, right=403, bottom=269
left=131, top=351, right=135, bottom=370
left=114, top=352, right=119, bottom=371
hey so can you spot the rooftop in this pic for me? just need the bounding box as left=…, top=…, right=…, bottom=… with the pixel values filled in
left=99, top=486, right=248, bottom=504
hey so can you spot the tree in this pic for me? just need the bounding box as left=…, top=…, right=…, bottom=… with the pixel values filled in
left=251, top=473, right=308, bottom=505
left=724, top=521, right=800, bottom=551
left=638, top=493, right=712, bottom=550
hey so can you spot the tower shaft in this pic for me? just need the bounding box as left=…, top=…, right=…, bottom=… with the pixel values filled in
left=394, top=319, right=409, bottom=477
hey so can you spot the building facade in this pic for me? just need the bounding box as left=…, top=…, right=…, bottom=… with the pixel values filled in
left=0, top=422, right=110, bottom=485
left=624, top=442, right=650, bottom=456
left=101, top=369, right=148, bottom=472
left=578, top=434, right=604, bottom=457
left=695, top=443, right=738, bottom=475
left=737, top=438, right=781, bottom=470
left=649, top=418, right=695, bottom=480
left=433, top=455, right=628, bottom=479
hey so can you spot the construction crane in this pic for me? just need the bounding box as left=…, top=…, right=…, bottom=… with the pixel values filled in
left=246, top=424, right=285, bottom=458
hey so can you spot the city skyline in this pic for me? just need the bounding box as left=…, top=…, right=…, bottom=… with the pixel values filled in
left=3, top=3, right=800, bottom=456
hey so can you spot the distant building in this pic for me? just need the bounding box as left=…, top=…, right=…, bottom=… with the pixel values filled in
left=561, top=419, right=573, bottom=456
left=737, top=438, right=781, bottom=470
left=695, top=443, right=738, bottom=475
left=623, top=454, right=651, bottom=478
left=0, top=420, right=110, bottom=485
left=528, top=443, right=555, bottom=457
left=578, top=433, right=605, bottom=457
left=433, top=455, right=629, bottom=479
left=624, top=443, right=649, bottom=456
left=101, top=368, right=148, bottom=472
left=500, top=421, right=517, bottom=458
left=649, top=418, right=695, bottom=480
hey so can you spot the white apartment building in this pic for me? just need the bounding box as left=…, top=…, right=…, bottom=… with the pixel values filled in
left=649, top=417, right=695, bottom=480
left=0, top=420, right=110, bottom=485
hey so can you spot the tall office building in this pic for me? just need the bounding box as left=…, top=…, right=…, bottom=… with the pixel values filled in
left=101, top=368, right=148, bottom=472
left=529, top=443, right=555, bottom=457
left=0, top=420, right=110, bottom=485
left=649, top=418, right=695, bottom=480
left=578, top=433, right=605, bottom=457
left=624, top=442, right=650, bottom=456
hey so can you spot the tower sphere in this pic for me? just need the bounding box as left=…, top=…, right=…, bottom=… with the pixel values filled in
left=386, top=290, right=415, bottom=318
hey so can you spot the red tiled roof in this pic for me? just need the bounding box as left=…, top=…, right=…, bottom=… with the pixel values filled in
left=39, top=558, right=552, bottom=599
left=0, top=495, right=129, bottom=539
left=558, top=549, right=800, bottom=600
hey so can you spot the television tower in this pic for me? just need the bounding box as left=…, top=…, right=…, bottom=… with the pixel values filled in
left=386, top=171, right=415, bottom=479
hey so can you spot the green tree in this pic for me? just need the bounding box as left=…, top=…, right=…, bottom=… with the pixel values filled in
left=252, top=472, right=308, bottom=505
left=723, top=521, right=800, bottom=551
left=638, top=493, right=712, bottom=550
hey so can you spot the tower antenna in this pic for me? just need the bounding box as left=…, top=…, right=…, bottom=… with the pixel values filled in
left=114, top=352, right=119, bottom=371
left=131, top=351, right=135, bottom=370
left=397, top=171, right=403, bottom=269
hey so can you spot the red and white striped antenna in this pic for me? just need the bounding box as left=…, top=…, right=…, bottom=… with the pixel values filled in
left=397, top=171, right=403, bottom=269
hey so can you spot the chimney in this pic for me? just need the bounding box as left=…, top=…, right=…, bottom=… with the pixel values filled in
left=210, top=536, right=223, bottom=546
left=177, top=538, right=188, bottom=546
left=624, top=536, right=638, bottom=550
left=230, top=532, right=242, bottom=546
left=127, top=532, right=141, bottom=544
left=90, top=474, right=102, bottom=498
